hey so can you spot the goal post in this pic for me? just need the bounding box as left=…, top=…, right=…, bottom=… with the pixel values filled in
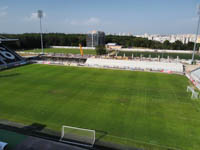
left=187, top=86, right=199, bottom=99
left=60, top=125, right=95, bottom=147
left=187, top=86, right=194, bottom=93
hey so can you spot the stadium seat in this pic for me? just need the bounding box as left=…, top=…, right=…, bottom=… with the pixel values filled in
left=85, top=58, right=183, bottom=73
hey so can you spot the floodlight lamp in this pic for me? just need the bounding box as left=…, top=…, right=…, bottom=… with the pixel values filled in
left=38, top=10, right=43, bottom=19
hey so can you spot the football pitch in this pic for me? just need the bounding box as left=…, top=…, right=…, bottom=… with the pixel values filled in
left=21, top=48, right=96, bottom=55
left=0, top=64, right=200, bottom=150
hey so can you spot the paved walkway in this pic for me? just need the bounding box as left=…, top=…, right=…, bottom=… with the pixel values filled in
left=14, top=136, right=88, bottom=150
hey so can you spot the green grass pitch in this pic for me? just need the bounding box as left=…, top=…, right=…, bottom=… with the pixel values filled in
left=0, top=64, right=200, bottom=150
left=21, top=48, right=96, bottom=55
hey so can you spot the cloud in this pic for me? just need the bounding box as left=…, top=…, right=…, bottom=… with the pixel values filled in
left=84, top=17, right=100, bottom=26
left=0, top=6, right=8, bottom=11
left=24, top=12, right=46, bottom=21
left=70, top=20, right=79, bottom=25
left=70, top=17, right=101, bottom=26
left=29, top=12, right=38, bottom=20
left=0, top=6, right=8, bottom=18
left=0, top=12, right=7, bottom=17
left=192, top=17, right=198, bottom=22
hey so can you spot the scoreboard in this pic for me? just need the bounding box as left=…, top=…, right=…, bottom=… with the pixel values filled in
left=0, top=44, right=25, bottom=69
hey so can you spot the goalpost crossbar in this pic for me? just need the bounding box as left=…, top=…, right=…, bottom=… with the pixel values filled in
left=60, top=125, right=95, bottom=147
left=187, top=86, right=199, bottom=99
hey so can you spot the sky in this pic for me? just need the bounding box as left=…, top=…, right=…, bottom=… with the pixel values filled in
left=0, top=0, right=200, bottom=34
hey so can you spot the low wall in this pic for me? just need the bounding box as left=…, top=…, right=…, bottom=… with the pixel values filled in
left=120, top=48, right=195, bottom=54
left=50, top=46, right=95, bottom=50
left=186, top=73, right=200, bottom=90
left=50, top=46, right=196, bottom=54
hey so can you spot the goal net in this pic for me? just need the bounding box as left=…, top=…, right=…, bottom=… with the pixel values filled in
left=60, top=125, right=95, bottom=147
left=187, top=86, right=199, bottom=99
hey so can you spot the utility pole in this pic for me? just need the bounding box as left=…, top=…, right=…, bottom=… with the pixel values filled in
left=192, top=5, right=200, bottom=64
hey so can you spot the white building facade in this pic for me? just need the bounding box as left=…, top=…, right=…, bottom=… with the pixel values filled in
left=135, top=33, right=199, bottom=44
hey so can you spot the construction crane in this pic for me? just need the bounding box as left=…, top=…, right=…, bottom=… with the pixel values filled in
left=79, top=44, right=84, bottom=56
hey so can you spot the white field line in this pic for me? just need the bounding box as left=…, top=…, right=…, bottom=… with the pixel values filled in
left=161, top=89, right=200, bottom=122
left=145, top=88, right=200, bottom=123
left=190, top=100, right=200, bottom=112
left=144, top=88, right=147, bottom=115
left=143, top=103, right=200, bottom=122
left=177, top=116, right=200, bottom=122
left=106, top=134, right=181, bottom=150
left=170, top=88, right=179, bottom=102
left=149, top=98, right=192, bottom=106
left=146, top=109, right=200, bottom=126
left=145, top=88, right=191, bottom=105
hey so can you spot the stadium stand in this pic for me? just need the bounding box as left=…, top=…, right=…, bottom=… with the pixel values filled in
left=187, top=67, right=200, bottom=90
left=191, top=68, right=200, bottom=83
left=85, top=58, right=183, bottom=73
left=0, top=141, right=8, bottom=150
left=0, top=44, right=26, bottom=70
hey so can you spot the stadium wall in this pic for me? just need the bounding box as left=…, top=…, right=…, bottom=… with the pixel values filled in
left=50, top=46, right=95, bottom=50
left=187, top=68, right=200, bottom=90
left=120, top=48, right=195, bottom=54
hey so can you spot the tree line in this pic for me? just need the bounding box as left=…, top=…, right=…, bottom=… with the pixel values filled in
left=0, top=33, right=198, bottom=51
left=1, top=33, right=86, bottom=50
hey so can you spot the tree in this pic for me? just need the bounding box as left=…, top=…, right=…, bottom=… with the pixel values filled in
left=163, top=40, right=170, bottom=49
left=171, top=40, right=184, bottom=50
left=96, top=46, right=107, bottom=55
left=186, top=42, right=194, bottom=50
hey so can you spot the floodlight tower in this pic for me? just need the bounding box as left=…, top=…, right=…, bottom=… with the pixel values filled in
left=192, top=5, right=200, bottom=64
left=38, top=10, right=44, bottom=54
left=91, top=32, right=94, bottom=47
